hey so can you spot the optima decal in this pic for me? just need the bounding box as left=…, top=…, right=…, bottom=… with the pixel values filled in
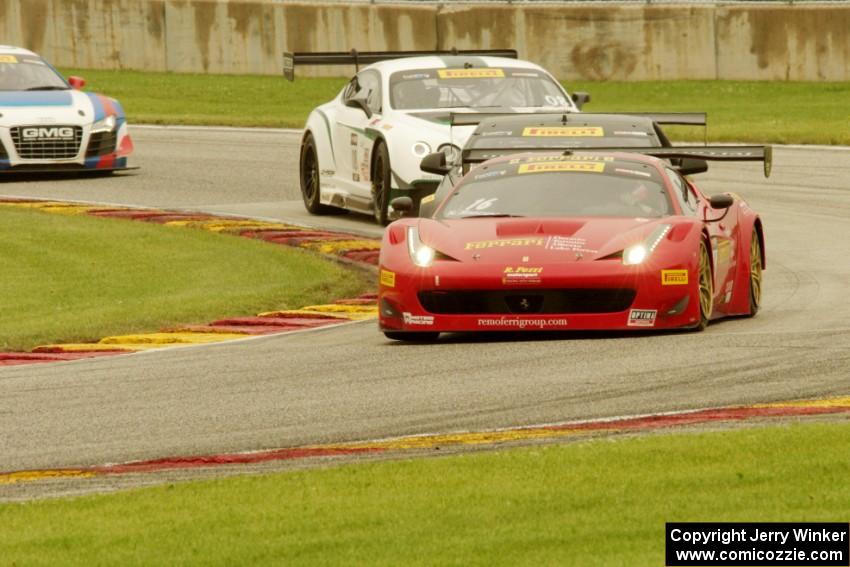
left=662, top=269, right=689, bottom=285
left=518, top=161, right=605, bottom=174
left=403, top=312, right=434, bottom=326
left=521, top=126, right=604, bottom=137
left=380, top=269, right=396, bottom=288
left=465, top=238, right=544, bottom=250
left=628, top=309, right=657, bottom=327
left=437, top=68, right=505, bottom=79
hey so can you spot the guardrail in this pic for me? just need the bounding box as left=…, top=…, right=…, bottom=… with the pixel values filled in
left=2, top=1, right=848, bottom=80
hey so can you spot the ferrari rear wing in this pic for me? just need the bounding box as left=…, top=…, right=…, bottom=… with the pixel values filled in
left=449, top=111, right=707, bottom=127
left=283, top=49, right=518, bottom=81
left=462, top=145, right=773, bottom=177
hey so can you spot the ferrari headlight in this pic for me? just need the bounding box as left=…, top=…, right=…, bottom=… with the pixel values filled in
left=407, top=226, right=435, bottom=268
left=412, top=141, right=431, bottom=158
left=91, top=115, right=116, bottom=134
left=622, top=224, right=671, bottom=266
left=623, top=244, right=648, bottom=266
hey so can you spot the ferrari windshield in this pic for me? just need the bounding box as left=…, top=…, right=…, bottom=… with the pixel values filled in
left=0, top=54, right=67, bottom=91
left=438, top=156, right=674, bottom=219
left=389, top=67, right=569, bottom=110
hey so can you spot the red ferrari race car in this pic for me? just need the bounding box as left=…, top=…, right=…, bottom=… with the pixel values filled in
left=378, top=146, right=770, bottom=341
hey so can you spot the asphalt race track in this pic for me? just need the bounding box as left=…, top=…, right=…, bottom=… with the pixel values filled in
left=1, top=126, right=849, bottom=478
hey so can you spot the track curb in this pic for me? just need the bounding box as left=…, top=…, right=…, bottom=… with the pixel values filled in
left=0, top=197, right=380, bottom=366
left=2, top=396, right=848, bottom=487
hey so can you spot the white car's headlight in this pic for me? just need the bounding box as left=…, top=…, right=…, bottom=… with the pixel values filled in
left=622, top=224, right=671, bottom=265
left=91, top=115, right=116, bottom=134
left=407, top=226, right=435, bottom=267
left=412, top=141, right=431, bottom=158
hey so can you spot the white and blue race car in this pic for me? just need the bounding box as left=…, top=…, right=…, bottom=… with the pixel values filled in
left=290, top=50, right=587, bottom=224
left=0, top=45, right=134, bottom=174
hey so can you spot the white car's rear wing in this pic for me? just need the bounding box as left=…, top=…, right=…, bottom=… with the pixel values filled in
left=283, top=48, right=518, bottom=81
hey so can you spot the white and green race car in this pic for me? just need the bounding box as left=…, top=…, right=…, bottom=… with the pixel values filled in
left=291, top=50, right=586, bottom=225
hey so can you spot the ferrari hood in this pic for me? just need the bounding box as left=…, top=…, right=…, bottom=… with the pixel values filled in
left=0, top=90, right=106, bottom=128
left=419, top=216, right=667, bottom=264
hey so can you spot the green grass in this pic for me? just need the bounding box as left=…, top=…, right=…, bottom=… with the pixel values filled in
left=62, top=68, right=850, bottom=144
left=572, top=80, right=850, bottom=145
left=1, top=422, right=848, bottom=565
left=0, top=208, right=371, bottom=351
left=62, top=67, right=347, bottom=128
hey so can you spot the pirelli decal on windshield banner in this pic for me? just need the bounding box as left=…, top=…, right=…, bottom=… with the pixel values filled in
left=0, top=55, right=18, bottom=64
left=509, top=155, right=614, bottom=165
left=380, top=269, right=396, bottom=288
left=521, top=127, right=604, bottom=137
left=437, top=68, right=505, bottom=79
left=662, top=269, right=689, bottom=285
left=518, top=162, right=605, bottom=174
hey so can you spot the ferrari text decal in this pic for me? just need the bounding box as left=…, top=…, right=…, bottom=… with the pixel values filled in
left=628, top=309, right=657, bottom=327
left=403, top=312, right=434, bottom=326
left=437, top=68, right=505, bottom=79
left=0, top=55, right=18, bottom=64
left=503, top=266, right=543, bottom=285
left=380, top=269, right=396, bottom=288
left=518, top=161, right=605, bottom=174
left=521, top=126, right=604, bottom=137
left=661, top=269, right=689, bottom=285
left=465, top=238, right=544, bottom=250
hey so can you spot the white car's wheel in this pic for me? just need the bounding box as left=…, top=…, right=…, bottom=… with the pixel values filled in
left=299, top=133, right=340, bottom=215
left=372, top=142, right=391, bottom=226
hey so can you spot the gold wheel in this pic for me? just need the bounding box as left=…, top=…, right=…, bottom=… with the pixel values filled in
left=748, top=231, right=762, bottom=315
left=697, top=240, right=713, bottom=329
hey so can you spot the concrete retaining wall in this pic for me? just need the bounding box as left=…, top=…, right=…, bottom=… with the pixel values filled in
left=3, top=1, right=849, bottom=80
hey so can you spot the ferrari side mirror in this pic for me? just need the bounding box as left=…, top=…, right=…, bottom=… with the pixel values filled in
left=420, top=152, right=451, bottom=176
left=709, top=194, right=734, bottom=209
left=390, top=196, right=414, bottom=216
left=677, top=158, right=708, bottom=176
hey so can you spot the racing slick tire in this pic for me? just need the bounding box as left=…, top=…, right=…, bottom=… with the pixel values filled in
left=300, top=133, right=340, bottom=215
left=372, top=142, right=391, bottom=226
left=746, top=231, right=762, bottom=317
left=694, top=238, right=714, bottom=332
left=384, top=331, right=440, bottom=342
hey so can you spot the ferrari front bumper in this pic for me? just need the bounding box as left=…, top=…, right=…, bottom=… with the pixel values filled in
left=378, top=260, right=700, bottom=333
